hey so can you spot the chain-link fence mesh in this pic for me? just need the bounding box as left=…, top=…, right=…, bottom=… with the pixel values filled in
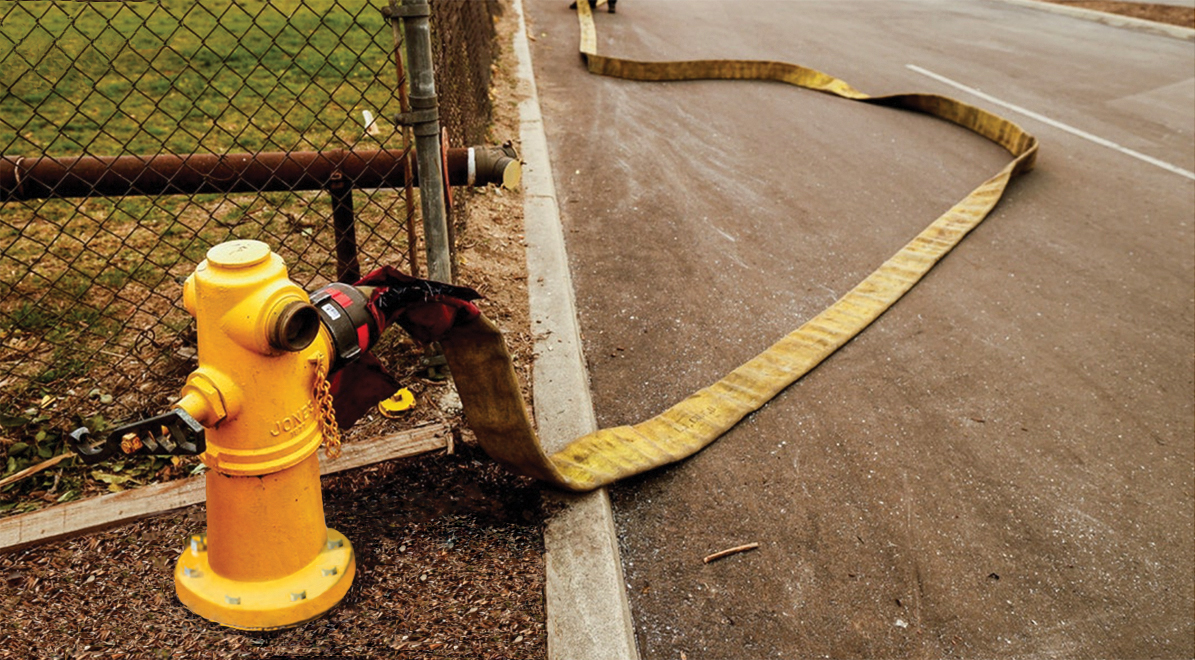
left=431, top=0, right=498, bottom=149
left=0, top=0, right=500, bottom=499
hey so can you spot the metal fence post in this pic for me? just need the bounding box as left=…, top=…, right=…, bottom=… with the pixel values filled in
left=328, top=170, right=361, bottom=284
left=386, top=0, right=452, bottom=284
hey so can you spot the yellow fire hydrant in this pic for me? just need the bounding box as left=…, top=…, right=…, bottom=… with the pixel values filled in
left=70, top=237, right=482, bottom=628
left=170, top=239, right=358, bottom=630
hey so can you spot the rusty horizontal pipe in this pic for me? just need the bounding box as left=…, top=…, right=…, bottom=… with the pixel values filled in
left=0, top=146, right=518, bottom=202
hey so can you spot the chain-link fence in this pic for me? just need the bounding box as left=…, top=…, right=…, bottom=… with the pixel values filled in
left=0, top=0, right=501, bottom=499
left=432, top=0, right=498, bottom=149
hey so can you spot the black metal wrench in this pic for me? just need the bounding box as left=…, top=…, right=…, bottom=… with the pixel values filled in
left=69, top=408, right=205, bottom=465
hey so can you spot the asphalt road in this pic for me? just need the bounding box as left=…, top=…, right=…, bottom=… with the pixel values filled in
left=523, top=1, right=1194, bottom=657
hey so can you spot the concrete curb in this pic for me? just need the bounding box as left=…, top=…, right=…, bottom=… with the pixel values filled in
left=987, top=0, right=1195, bottom=41
left=511, top=1, right=640, bottom=658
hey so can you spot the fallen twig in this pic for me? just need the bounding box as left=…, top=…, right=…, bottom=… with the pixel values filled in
left=0, top=452, right=74, bottom=489
left=703, top=542, right=760, bottom=564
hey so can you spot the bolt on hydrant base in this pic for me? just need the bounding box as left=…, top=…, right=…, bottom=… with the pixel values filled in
left=176, top=528, right=356, bottom=631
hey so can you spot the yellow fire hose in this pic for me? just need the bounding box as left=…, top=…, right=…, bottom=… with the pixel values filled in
left=440, top=2, right=1039, bottom=491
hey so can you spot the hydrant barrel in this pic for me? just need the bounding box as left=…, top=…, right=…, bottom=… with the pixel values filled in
left=173, top=240, right=355, bottom=630
left=205, top=455, right=326, bottom=582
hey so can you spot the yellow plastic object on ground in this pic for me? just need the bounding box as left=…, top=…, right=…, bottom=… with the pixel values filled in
left=378, top=387, right=417, bottom=417
left=173, top=240, right=354, bottom=630
left=440, top=2, right=1039, bottom=491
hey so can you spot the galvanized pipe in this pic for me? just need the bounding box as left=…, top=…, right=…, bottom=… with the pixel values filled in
left=390, top=11, right=421, bottom=278
left=0, top=147, right=515, bottom=202
left=393, top=0, right=452, bottom=283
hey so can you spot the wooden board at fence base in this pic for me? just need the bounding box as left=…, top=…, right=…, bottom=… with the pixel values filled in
left=440, top=1, right=1039, bottom=491
left=0, top=423, right=450, bottom=553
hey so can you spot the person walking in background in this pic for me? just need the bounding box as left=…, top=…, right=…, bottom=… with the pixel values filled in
left=569, top=0, right=617, bottom=13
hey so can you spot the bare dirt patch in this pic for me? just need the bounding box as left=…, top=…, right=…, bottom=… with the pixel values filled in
left=1041, top=0, right=1195, bottom=27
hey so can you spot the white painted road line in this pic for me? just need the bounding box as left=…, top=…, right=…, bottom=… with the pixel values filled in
left=907, top=64, right=1195, bottom=181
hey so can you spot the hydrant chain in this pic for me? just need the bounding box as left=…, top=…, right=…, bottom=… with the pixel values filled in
left=312, top=357, right=342, bottom=459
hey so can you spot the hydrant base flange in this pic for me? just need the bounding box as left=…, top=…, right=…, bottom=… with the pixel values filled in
left=175, top=528, right=356, bottom=631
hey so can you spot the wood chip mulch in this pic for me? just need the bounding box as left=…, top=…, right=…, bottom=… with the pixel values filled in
left=0, top=441, right=549, bottom=660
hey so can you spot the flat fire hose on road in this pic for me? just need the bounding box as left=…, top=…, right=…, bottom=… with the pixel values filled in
left=440, top=2, right=1039, bottom=491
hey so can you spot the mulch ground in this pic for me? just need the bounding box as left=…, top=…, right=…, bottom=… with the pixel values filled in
left=0, top=442, right=549, bottom=660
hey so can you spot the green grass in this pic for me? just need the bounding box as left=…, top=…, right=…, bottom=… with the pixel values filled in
left=0, top=0, right=423, bottom=515
left=0, top=0, right=416, bottom=421
left=0, top=0, right=400, bottom=155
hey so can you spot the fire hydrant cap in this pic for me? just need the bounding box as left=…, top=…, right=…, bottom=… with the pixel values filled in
left=208, top=240, right=271, bottom=269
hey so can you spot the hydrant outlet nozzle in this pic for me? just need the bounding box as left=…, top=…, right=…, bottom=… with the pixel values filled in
left=268, top=300, right=320, bottom=352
